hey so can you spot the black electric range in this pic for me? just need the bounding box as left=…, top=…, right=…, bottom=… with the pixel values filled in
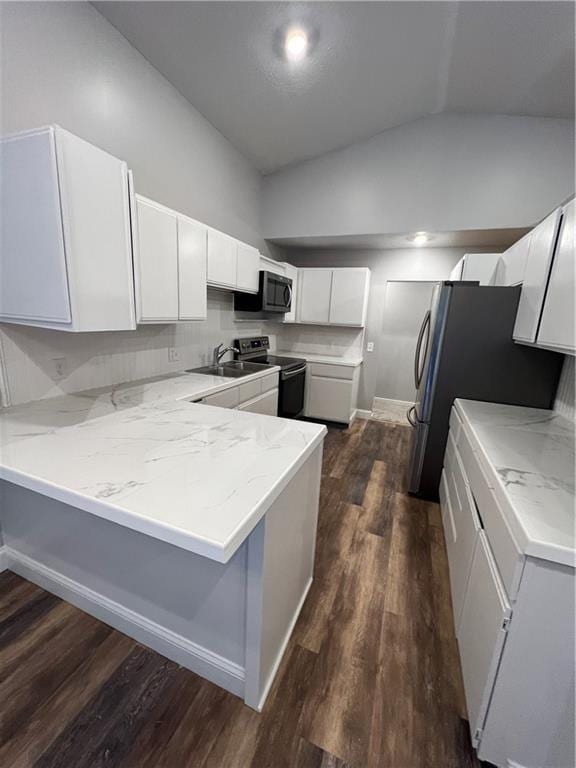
left=234, top=337, right=307, bottom=418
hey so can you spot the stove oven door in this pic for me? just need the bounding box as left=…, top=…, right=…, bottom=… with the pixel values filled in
left=279, top=365, right=306, bottom=418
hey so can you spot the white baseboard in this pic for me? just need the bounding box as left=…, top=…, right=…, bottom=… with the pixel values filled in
left=355, top=409, right=372, bottom=420
left=371, top=397, right=414, bottom=424
left=0, top=546, right=9, bottom=573
left=4, top=547, right=245, bottom=697
left=256, top=577, right=313, bottom=712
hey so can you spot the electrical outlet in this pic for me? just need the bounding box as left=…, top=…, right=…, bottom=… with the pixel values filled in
left=366, top=342, right=375, bottom=352
left=52, top=357, right=67, bottom=380
left=168, top=347, right=181, bottom=363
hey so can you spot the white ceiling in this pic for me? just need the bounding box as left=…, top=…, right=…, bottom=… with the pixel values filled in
left=95, top=1, right=575, bottom=174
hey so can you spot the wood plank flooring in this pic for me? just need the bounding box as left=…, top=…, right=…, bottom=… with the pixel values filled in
left=0, top=419, right=480, bottom=767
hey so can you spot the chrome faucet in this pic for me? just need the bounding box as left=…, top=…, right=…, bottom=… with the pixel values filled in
left=212, top=343, right=239, bottom=367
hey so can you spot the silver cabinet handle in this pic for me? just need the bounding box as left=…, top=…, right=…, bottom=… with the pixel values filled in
left=282, top=365, right=306, bottom=380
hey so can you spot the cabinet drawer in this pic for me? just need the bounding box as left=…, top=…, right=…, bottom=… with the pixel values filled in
left=261, top=372, right=279, bottom=393
left=238, top=378, right=262, bottom=404
left=458, top=427, right=523, bottom=598
left=202, top=386, right=239, bottom=409
left=237, top=389, right=278, bottom=416
left=308, top=362, right=355, bottom=380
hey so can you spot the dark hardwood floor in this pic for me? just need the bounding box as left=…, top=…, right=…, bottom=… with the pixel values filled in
left=0, top=419, right=480, bottom=767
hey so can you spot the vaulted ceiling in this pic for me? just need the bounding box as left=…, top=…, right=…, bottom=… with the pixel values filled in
left=95, top=1, right=575, bottom=174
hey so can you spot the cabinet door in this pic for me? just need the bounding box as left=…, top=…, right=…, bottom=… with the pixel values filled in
left=461, top=254, right=500, bottom=286
left=495, top=232, right=531, bottom=287
left=202, top=386, right=240, bottom=409
left=513, top=209, right=562, bottom=343
left=306, top=375, right=352, bottom=423
left=537, top=200, right=575, bottom=353
left=282, top=264, right=299, bottom=324
left=236, top=243, right=260, bottom=293
left=298, top=270, right=332, bottom=324
left=329, top=269, right=369, bottom=326
left=135, top=197, right=179, bottom=322
left=56, top=127, right=135, bottom=331
left=0, top=128, right=71, bottom=324
left=177, top=216, right=207, bottom=320
left=458, top=531, right=511, bottom=745
left=207, top=229, right=237, bottom=288
left=237, top=389, right=278, bottom=416
left=442, top=442, right=482, bottom=630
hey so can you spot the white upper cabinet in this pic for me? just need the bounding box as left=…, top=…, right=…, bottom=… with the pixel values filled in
left=513, top=208, right=562, bottom=344
left=329, top=268, right=370, bottom=326
left=178, top=215, right=208, bottom=321
left=461, top=253, right=501, bottom=286
left=449, top=260, right=464, bottom=281
left=260, top=255, right=286, bottom=276
left=299, top=269, right=333, bottom=324
left=0, top=125, right=136, bottom=331
left=282, top=264, right=299, bottom=324
left=134, top=195, right=207, bottom=323
left=207, top=229, right=237, bottom=289
left=236, top=243, right=260, bottom=293
left=495, top=233, right=532, bottom=287
left=135, top=196, right=179, bottom=322
left=298, top=268, right=370, bottom=327
left=537, top=199, right=575, bottom=354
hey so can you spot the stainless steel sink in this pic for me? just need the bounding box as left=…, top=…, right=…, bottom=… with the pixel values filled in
left=186, top=365, right=247, bottom=378
left=221, top=360, right=270, bottom=372
left=187, top=360, right=271, bottom=378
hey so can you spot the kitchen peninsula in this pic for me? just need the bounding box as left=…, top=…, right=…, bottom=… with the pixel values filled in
left=0, top=368, right=326, bottom=710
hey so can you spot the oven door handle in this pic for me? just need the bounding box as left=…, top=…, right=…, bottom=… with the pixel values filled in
left=282, top=365, right=307, bottom=380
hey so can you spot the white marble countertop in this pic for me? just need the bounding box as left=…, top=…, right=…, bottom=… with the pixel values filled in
left=455, top=399, right=575, bottom=567
left=0, top=367, right=326, bottom=562
left=275, top=350, right=363, bottom=367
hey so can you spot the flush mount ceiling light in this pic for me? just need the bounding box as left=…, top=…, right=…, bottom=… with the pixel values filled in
left=410, top=232, right=430, bottom=246
left=284, top=27, right=308, bottom=61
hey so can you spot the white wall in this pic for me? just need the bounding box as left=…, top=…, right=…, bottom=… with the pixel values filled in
left=554, top=357, right=575, bottom=422
left=0, top=2, right=264, bottom=250
left=263, top=113, right=575, bottom=239
left=0, top=2, right=269, bottom=407
left=283, top=246, right=479, bottom=410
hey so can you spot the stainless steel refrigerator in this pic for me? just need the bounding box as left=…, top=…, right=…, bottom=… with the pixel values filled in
left=407, top=282, right=563, bottom=500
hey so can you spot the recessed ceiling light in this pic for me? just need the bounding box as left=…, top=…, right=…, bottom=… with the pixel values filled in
left=411, top=232, right=429, bottom=246
left=285, top=27, right=308, bottom=61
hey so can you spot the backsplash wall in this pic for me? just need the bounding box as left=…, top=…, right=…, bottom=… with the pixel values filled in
left=0, top=291, right=272, bottom=407
left=275, top=324, right=364, bottom=359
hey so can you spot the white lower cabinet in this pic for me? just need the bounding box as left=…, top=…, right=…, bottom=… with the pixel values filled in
left=304, top=363, right=360, bottom=425
left=458, top=531, right=511, bottom=746
left=440, top=406, right=575, bottom=767
left=237, top=389, right=278, bottom=416
left=200, top=373, right=279, bottom=416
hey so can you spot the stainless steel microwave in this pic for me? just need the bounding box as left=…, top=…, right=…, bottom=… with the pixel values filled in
left=234, top=271, right=293, bottom=313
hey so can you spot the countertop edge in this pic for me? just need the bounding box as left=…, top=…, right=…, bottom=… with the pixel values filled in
left=0, top=420, right=328, bottom=564
left=454, top=398, right=575, bottom=568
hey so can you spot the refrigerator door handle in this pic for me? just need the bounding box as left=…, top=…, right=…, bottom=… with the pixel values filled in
left=406, top=405, right=417, bottom=427
left=414, top=310, right=431, bottom=389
